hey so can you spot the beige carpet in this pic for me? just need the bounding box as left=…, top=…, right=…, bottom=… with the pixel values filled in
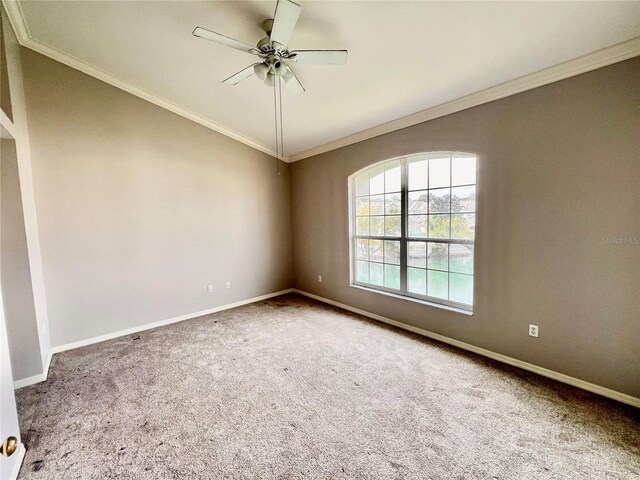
left=15, top=294, right=640, bottom=479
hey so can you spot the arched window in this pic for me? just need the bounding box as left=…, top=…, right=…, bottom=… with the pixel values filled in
left=350, top=152, right=477, bottom=311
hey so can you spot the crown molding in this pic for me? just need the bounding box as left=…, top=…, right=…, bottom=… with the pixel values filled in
left=4, top=1, right=638, bottom=164
left=289, top=36, right=640, bottom=162
left=2, top=0, right=28, bottom=43
left=1, top=0, right=286, bottom=161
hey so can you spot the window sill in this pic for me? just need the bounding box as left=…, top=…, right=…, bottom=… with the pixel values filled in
left=350, top=284, right=474, bottom=316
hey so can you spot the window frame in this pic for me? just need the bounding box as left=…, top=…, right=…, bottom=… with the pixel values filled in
left=349, top=152, right=477, bottom=313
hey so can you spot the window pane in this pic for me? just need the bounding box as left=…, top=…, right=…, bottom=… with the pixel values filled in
left=429, top=188, right=450, bottom=213
left=385, top=216, right=401, bottom=237
left=370, top=216, right=384, bottom=236
left=356, top=239, right=369, bottom=260
left=370, top=262, right=384, bottom=286
left=369, top=164, right=385, bottom=195
left=429, top=154, right=450, bottom=188
left=384, top=265, right=400, bottom=290
left=385, top=193, right=401, bottom=214
left=450, top=273, right=473, bottom=305
left=427, top=242, right=449, bottom=271
left=451, top=186, right=475, bottom=213
left=355, top=197, right=369, bottom=216
left=452, top=154, right=476, bottom=186
left=384, top=240, right=400, bottom=265
left=356, top=217, right=369, bottom=236
left=408, top=215, right=428, bottom=238
left=428, top=214, right=450, bottom=239
left=408, top=157, right=428, bottom=191
left=428, top=270, right=448, bottom=299
left=408, top=241, right=426, bottom=268
left=385, top=160, right=401, bottom=193
left=369, top=239, right=383, bottom=263
left=370, top=194, right=384, bottom=215
left=408, top=191, right=428, bottom=214
left=355, top=172, right=369, bottom=196
left=450, top=244, right=473, bottom=274
left=451, top=214, right=475, bottom=240
left=408, top=267, right=426, bottom=295
left=355, top=260, right=369, bottom=283
left=351, top=153, right=476, bottom=309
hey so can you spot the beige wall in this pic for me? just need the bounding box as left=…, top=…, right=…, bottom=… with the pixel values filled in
left=21, top=49, right=292, bottom=347
left=291, top=58, right=640, bottom=398
left=1, top=138, right=41, bottom=379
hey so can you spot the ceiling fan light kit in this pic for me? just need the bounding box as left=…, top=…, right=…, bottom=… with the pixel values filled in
left=264, top=73, right=275, bottom=87
left=253, top=62, right=270, bottom=81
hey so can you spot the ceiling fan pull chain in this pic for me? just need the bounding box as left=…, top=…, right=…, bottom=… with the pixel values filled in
left=279, top=76, right=284, bottom=173
left=272, top=75, right=286, bottom=175
left=273, top=75, right=280, bottom=174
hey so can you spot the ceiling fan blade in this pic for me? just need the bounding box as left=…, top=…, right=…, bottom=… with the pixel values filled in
left=223, top=63, right=262, bottom=85
left=270, top=0, right=301, bottom=47
left=282, top=66, right=305, bottom=95
left=289, top=50, right=348, bottom=65
left=193, top=27, right=259, bottom=55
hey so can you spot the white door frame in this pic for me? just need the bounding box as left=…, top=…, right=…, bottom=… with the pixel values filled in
left=0, top=121, right=26, bottom=480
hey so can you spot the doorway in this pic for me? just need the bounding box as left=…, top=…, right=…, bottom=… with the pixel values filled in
left=0, top=124, right=26, bottom=480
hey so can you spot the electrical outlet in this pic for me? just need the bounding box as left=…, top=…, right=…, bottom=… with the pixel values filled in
left=318, top=275, right=322, bottom=283
left=529, top=324, right=539, bottom=337
left=225, top=281, right=231, bottom=289
left=207, top=285, right=213, bottom=293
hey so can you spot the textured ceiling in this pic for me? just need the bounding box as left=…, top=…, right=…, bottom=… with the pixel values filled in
left=16, top=1, right=640, bottom=157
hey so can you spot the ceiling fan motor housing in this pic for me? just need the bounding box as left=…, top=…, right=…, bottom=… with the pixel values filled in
left=257, top=37, right=272, bottom=52
left=258, top=18, right=290, bottom=58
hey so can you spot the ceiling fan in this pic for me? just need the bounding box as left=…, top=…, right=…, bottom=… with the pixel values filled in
left=193, top=0, right=348, bottom=95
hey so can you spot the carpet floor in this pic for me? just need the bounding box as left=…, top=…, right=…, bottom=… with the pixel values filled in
left=15, top=294, right=640, bottom=479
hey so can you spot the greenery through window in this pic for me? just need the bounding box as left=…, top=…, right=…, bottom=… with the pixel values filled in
left=351, top=152, right=476, bottom=311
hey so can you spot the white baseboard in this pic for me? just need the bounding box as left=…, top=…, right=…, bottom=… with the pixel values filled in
left=13, top=346, right=54, bottom=390
left=9, top=443, right=26, bottom=480
left=50, top=289, right=294, bottom=355
left=13, top=289, right=293, bottom=389
left=292, top=289, right=640, bottom=409
left=13, top=371, right=47, bottom=390
left=15, top=287, right=638, bottom=408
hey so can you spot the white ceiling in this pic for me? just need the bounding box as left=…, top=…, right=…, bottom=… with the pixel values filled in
left=13, top=1, right=640, bottom=159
